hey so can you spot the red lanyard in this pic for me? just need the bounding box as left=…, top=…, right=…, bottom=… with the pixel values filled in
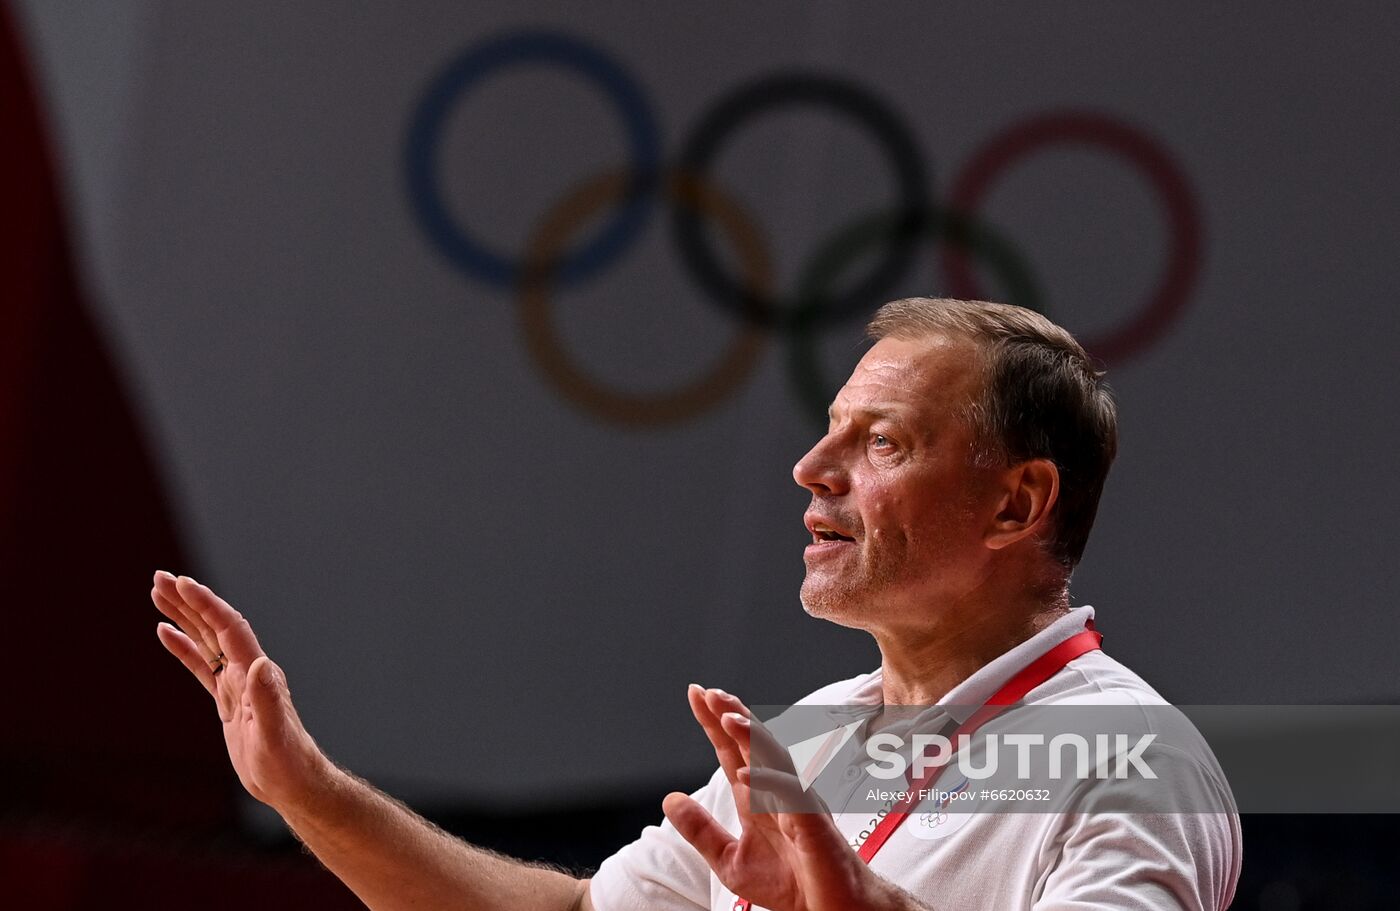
left=733, top=625, right=1103, bottom=911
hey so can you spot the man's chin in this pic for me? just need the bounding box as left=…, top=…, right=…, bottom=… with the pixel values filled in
left=799, top=582, right=869, bottom=627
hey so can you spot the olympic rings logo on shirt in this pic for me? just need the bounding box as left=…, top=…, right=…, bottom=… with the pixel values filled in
left=405, top=28, right=1202, bottom=427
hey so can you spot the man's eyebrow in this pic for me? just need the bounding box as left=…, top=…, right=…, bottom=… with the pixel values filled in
left=826, top=404, right=913, bottom=424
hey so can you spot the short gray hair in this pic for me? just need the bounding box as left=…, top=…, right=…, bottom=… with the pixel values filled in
left=867, top=297, right=1119, bottom=569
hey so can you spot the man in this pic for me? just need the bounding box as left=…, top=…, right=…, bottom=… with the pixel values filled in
left=152, top=297, right=1240, bottom=910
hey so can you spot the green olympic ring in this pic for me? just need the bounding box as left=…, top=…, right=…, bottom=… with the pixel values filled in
left=787, top=207, right=1045, bottom=425
left=409, top=34, right=1200, bottom=427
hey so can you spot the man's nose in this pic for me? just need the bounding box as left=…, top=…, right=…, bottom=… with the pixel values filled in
left=792, top=435, right=847, bottom=495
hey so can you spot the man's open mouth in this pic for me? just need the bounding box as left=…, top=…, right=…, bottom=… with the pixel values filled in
left=809, top=522, right=856, bottom=544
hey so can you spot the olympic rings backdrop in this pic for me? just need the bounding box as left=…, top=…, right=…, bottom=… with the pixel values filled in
left=406, top=29, right=1201, bottom=427
left=23, top=2, right=1400, bottom=807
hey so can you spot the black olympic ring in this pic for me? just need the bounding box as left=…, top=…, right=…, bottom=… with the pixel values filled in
left=671, top=72, right=932, bottom=330
left=788, top=206, right=1044, bottom=424
left=405, top=30, right=1204, bottom=426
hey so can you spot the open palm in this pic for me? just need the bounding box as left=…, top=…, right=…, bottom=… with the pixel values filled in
left=665, top=687, right=880, bottom=911
left=152, top=571, right=324, bottom=810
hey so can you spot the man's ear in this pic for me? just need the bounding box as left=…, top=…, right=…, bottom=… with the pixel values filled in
left=985, top=458, right=1060, bottom=551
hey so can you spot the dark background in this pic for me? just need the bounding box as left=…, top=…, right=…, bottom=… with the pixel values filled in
left=3, top=2, right=1397, bottom=908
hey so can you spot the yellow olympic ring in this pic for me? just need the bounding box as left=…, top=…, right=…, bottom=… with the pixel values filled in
left=518, top=171, right=771, bottom=427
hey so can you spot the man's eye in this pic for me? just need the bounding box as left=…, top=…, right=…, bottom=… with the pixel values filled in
left=872, top=434, right=892, bottom=449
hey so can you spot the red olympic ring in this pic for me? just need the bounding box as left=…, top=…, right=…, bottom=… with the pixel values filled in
left=942, top=111, right=1203, bottom=367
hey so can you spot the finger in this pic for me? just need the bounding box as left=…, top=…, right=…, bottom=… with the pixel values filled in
left=704, top=687, right=753, bottom=724
left=769, top=797, right=863, bottom=899
left=151, top=584, right=198, bottom=639
left=738, top=769, right=856, bottom=900
left=153, top=587, right=219, bottom=660
left=743, top=767, right=829, bottom=817
left=156, top=618, right=236, bottom=721
left=153, top=569, right=195, bottom=615
left=662, top=792, right=738, bottom=876
left=719, top=711, right=753, bottom=769
left=709, top=688, right=792, bottom=774
left=154, top=570, right=223, bottom=657
left=156, top=622, right=217, bottom=698
left=723, top=706, right=799, bottom=778
left=158, top=570, right=221, bottom=649
left=688, top=685, right=745, bottom=786
left=174, top=575, right=265, bottom=665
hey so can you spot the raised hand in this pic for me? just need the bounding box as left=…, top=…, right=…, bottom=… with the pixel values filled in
left=152, top=571, right=328, bottom=812
left=664, top=686, right=908, bottom=911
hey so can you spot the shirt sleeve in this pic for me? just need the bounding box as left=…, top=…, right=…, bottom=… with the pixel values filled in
left=1032, top=745, right=1242, bottom=910
left=1032, top=811, right=1240, bottom=910
left=589, top=767, right=733, bottom=911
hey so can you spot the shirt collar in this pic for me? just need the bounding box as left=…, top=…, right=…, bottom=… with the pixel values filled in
left=938, top=605, right=1095, bottom=722
left=835, top=605, right=1097, bottom=724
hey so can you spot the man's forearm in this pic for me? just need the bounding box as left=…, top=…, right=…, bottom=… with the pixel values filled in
left=277, top=759, right=587, bottom=911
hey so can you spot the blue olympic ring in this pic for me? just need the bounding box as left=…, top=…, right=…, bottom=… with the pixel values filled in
left=405, top=30, right=661, bottom=288
left=406, top=27, right=1202, bottom=430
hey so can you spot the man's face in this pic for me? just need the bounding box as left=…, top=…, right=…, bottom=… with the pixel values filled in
left=792, top=333, right=998, bottom=627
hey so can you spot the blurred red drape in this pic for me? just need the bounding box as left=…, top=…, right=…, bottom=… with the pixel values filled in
left=0, top=0, right=233, bottom=831
left=0, top=4, right=367, bottom=903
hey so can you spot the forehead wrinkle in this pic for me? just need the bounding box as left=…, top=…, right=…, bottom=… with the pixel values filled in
left=827, top=338, right=985, bottom=446
left=833, top=359, right=955, bottom=420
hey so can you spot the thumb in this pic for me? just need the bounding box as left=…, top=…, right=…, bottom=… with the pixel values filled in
left=247, top=655, right=292, bottom=732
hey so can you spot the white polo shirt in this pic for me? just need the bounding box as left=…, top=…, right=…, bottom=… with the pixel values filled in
left=589, top=607, right=1241, bottom=911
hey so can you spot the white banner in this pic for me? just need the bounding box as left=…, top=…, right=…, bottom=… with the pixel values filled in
left=18, top=1, right=1400, bottom=804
